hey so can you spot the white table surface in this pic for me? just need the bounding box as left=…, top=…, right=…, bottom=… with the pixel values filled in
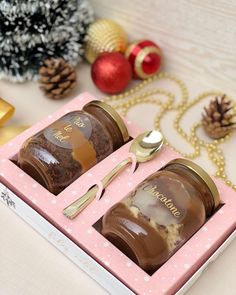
left=1, top=0, right=236, bottom=294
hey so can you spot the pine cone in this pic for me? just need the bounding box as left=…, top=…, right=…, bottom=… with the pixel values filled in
left=202, top=95, right=236, bottom=139
left=39, top=58, right=77, bottom=100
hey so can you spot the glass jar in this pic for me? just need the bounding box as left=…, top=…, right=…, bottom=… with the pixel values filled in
left=101, top=159, right=220, bottom=274
left=18, top=100, right=129, bottom=195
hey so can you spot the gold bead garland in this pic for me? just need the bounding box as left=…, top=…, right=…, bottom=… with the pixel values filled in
left=102, top=72, right=236, bottom=191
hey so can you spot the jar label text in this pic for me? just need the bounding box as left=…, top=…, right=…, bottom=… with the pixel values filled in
left=143, top=184, right=181, bottom=218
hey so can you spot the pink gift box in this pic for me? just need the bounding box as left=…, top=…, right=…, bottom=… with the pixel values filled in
left=0, top=93, right=236, bottom=295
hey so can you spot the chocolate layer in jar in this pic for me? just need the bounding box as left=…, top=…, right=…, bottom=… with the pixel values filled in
left=102, top=159, right=220, bottom=274
left=17, top=101, right=129, bottom=195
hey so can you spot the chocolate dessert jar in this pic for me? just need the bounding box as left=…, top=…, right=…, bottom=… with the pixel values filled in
left=18, top=100, right=129, bottom=194
left=102, top=158, right=220, bottom=274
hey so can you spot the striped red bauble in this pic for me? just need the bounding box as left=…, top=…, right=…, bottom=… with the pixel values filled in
left=125, top=40, right=162, bottom=79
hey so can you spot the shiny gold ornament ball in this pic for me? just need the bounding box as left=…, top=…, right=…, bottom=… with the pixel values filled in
left=84, top=19, right=128, bottom=63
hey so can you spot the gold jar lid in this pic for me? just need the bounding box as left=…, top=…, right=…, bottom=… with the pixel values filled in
left=164, top=158, right=220, bottom=210
left=84, top=100, right=129, bottom=143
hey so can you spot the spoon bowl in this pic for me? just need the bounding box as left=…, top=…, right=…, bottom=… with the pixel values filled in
left=130, top=130, right=163, bottom=162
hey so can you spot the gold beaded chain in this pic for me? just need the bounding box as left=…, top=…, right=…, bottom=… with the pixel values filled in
left=102, top=72, right=236, bottom=191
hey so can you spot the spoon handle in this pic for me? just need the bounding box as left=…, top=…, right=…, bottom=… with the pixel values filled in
left=63, top=157, right=132, bottom=219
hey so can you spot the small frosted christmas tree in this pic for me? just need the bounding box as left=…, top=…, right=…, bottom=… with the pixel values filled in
left=0, top=0, right=93, bottom=82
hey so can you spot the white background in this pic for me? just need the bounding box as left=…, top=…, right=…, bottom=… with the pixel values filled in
left=0, top=0, right=236, bottom=294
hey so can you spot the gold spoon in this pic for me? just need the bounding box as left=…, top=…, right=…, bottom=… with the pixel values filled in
left=63, top=130, right=164, bottom=219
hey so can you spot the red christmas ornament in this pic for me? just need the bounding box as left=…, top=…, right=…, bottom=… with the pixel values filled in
left=91, top=52, right=132, bottom=94
left=125, top=40, right=162, bottom=79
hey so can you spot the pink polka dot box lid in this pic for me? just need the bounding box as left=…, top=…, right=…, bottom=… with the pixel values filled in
left=0, top=93, right=236, bottom=295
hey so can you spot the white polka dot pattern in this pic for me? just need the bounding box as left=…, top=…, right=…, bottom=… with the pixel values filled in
left=0, top=93, right=236, bottom=295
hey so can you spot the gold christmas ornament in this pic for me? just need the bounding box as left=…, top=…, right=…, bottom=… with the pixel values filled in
left=0, top=98, right=29, bottom=145
left=39, top=58, right=77, bottom=100
left=84, top=19, right=128, bottom=63
left=0, top=98, right=15, bottom=126
left=0, top=125, right=29, bottom=145
left=202, top=95, right=236, bottom=139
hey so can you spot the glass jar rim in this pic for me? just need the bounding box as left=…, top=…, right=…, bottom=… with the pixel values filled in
left=84, top=100, right=129, bottom=143
left=164, top=158, right=220, bottom=210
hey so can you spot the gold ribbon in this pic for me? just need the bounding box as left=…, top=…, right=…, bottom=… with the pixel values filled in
left=0, top=98, right=29, bottom=145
